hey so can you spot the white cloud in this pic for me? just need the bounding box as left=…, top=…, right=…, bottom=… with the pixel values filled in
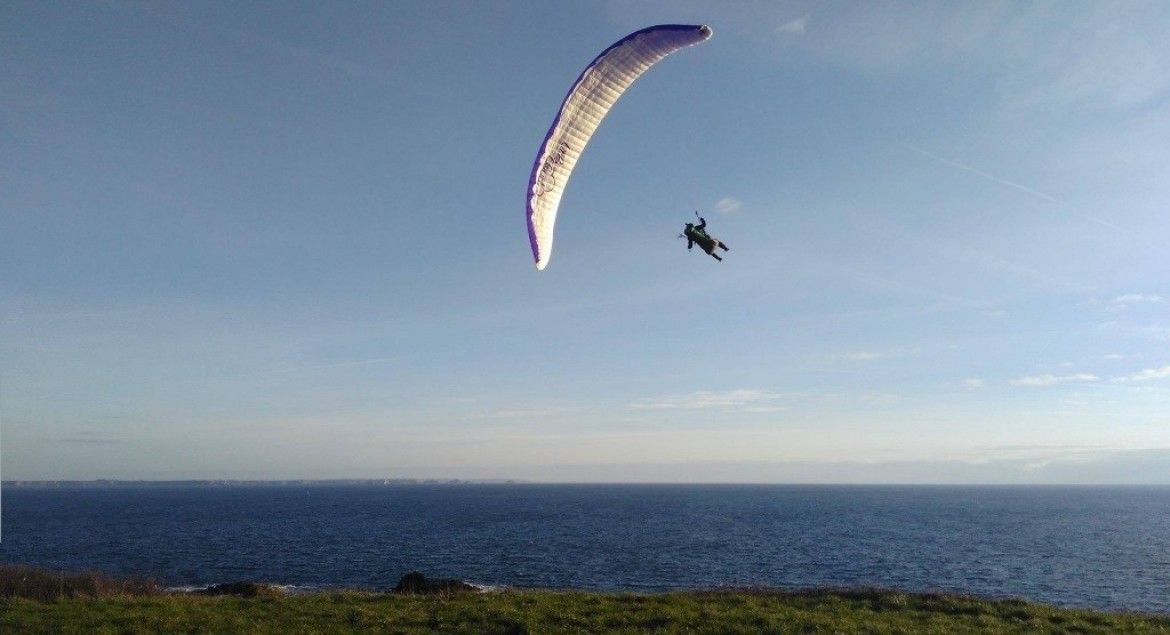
left=962, top=379, right=986, bottom=390
left=845, top=352, right=883, bottom=361
left=777, top=15, right=809, bottom=35
left=1112, top=365, right=1170, bottom=383
left=1010, top=373, right=1098, bottom=386
left=714, top=197, right=742, bottom=214
left=630, top=389, right=784, bottom=411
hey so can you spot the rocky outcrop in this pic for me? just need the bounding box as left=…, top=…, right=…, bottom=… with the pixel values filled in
left=198, top=581, right=282, bottom=597
left=393, top=572, right=475, bottom=595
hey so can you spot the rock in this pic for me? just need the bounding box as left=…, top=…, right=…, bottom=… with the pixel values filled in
left=198, top=581, right=280, bottom=597
left=393, top=571, right=475, bottom=595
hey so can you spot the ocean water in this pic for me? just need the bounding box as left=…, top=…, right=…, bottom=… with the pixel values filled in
left=2, top=484, right=1167, bottom=614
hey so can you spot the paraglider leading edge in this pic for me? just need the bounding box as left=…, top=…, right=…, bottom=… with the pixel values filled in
left=526, top=24, right=713, bottom=270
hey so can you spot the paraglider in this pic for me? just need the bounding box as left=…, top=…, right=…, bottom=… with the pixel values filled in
left=526, top=24, right=713, bottom=270
left=683, top=213, right=729, bottom=261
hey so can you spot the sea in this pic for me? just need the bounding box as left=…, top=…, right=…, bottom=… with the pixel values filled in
left=2, top=483, right=1168, bottom=614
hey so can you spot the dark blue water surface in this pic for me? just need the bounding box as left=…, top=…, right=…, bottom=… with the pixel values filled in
left=2, top=484, right=1168, bottom=614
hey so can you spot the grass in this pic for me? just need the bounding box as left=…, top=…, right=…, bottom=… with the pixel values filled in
left=2, top=566, right=1168, bottom=634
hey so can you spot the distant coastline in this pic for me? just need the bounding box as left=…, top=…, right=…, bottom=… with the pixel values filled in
left=1, top=478, right=527, bottom=488
left=7, top=480, right=1168, bottom=488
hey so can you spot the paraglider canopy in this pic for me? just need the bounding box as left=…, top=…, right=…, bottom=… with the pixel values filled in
left=526, top=24, right=713, bottom=270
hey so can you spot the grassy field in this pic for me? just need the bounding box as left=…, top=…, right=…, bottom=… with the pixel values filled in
left=2, top=566, right=1168, bottom=634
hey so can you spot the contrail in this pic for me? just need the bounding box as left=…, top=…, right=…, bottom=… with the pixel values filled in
left=901, top=143, right=1126, bottom=233
left=903, top=143, right=1064, bottom=203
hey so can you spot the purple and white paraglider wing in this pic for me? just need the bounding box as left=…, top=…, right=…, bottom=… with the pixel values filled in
left=526, top=24, right=713, bottom=270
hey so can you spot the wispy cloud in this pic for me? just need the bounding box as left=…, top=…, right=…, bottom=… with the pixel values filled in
left=1144, top=327, right=1170, bottom=342
left=1002, top=5, right=1170, bottom=112
left=951, top=444, right=1120, bottom=465
left=769, top=4, right=1170, bottom=113
left=1108, top=294, right=1164, bottom=311
left=854, top=217, right=1088, bottom=295
left=476, top=407, right=579, bottom=420
left=714, top=197, right=742, bottom=214
left=125, top=3, right=402, bottom=89
left=777, top=15, right=809, bottom=36
left=1011, top=373, right=1098, bottom=386
left=1112, top=365, right=1170, bottom=383
left=196, top=357, right=400, bottom=383
left=962, top=379, right=986, bottom=390
left=630, top=389, right=785, bottom=412
left=861, top=391, right=900, bottom=406
left=271, top=357, right=400, bottom=374
left=46, top=432, right=121, bottom=445
left=836, top=348, right=921, bottom=363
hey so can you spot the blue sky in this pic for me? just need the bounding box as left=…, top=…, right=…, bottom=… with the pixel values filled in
left=3, top=1, right=1168, bottom=483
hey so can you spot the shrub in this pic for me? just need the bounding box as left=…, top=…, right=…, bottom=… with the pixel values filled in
left=0, top=564, right=160, bottom=601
